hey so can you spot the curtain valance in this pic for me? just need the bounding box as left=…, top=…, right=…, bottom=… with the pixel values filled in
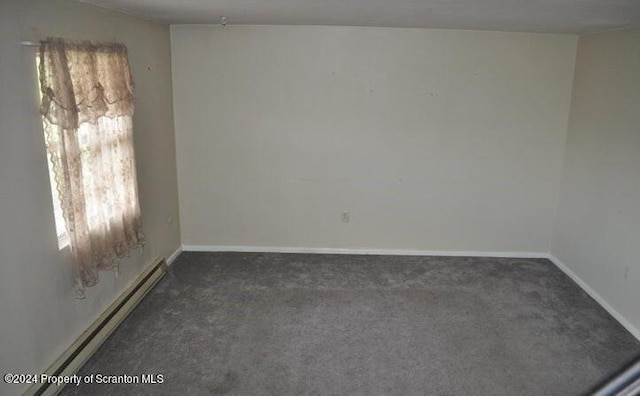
left=39, top=38, right=135, bottom=129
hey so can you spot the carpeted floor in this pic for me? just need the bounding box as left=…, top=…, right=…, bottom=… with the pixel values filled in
left=61, top=252, right=640, bottom=395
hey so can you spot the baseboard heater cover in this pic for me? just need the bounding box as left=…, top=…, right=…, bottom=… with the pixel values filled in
left=25, top=257, right=168, bottom=396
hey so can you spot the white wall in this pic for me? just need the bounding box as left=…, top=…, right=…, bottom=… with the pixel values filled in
left=552, top=27, right=640, bottom=336
left=171, top=25, right=577, bottom=253
left=0, top=1, right=180, bottom=394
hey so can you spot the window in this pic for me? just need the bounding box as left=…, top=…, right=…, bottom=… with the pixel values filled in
left=40, top=117, right=129, bottom=249
left=37, top=56, right=68, bottom=248
left=38, top=38, right=145, bottom=298
left=43, top=121, right=70, bottom=248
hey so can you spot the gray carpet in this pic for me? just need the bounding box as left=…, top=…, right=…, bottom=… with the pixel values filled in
left=61, top=252, right=640, bottom=395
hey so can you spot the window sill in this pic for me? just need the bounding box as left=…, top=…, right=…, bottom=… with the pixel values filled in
left=58, top=233, right=70, bottom=250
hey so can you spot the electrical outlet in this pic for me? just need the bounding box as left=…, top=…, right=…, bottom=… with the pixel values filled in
left=341, top=211, right=350, bottom=223
left=167, top=215, right=173, bottom=225
left=624, top=267, right=630, bottom=280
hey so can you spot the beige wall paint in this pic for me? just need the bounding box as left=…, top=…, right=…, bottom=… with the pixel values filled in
left=0, top=1, right=180, bottom=394
left=552, top=27, right=640, bottom=334
left=171, top=25, right=577, bottom=253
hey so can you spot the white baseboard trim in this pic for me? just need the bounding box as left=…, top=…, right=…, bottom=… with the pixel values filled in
left=181, top=244, right=546, bottom=258
left=545, top=254, right=640, bottom=341
left=167, top=245, right=183, bottom=265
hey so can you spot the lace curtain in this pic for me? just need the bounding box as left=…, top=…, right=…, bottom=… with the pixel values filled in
left=39, top=38, right=144, bottom=298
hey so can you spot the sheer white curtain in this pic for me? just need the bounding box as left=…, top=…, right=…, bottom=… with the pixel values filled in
left=39, top=38, right=144, bottom=298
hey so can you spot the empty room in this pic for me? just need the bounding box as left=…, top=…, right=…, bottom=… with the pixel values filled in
left=1, top=0, right=640, bottom=394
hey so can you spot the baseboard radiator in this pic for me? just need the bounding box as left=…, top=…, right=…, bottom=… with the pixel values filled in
left=26, top=257, right=169, bottom=396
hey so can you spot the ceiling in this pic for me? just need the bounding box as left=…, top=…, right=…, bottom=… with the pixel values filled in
left=81, top=0, right=640, bottom=34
